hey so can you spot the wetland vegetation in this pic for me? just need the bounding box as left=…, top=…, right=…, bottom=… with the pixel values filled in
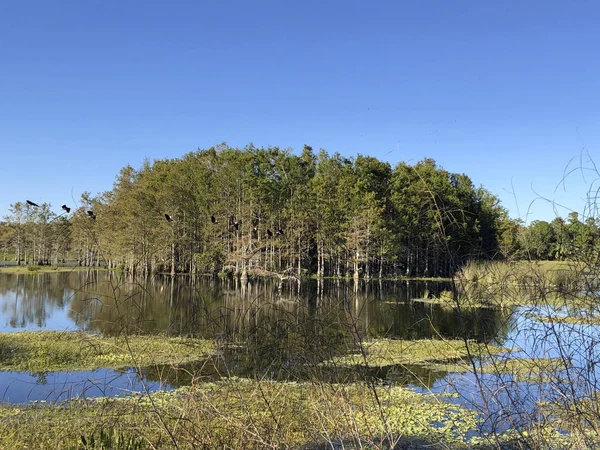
left=0, top=266, right=597, bottom=448
left=2, top=148, right=600, bottom=448
left=0, top=332, right=214, bottom=372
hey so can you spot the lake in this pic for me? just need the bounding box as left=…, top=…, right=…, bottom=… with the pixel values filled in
left=0, top=270, right=506, bottom=339
left=0, top=270, right=597, bottom=434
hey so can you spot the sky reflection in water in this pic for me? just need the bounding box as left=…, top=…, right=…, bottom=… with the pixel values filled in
left=0, top=268, right=595, bottom=431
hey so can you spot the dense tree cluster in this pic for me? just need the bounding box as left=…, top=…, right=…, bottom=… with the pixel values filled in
left=518, top=212, right=600, bottom=261
left=1, top=144, right=515, bottom=278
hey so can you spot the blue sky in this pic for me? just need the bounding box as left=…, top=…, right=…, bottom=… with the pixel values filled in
left=2, top=0, right=600, bottom=224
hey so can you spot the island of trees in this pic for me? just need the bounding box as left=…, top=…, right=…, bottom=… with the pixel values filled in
left=1, top=144, right=597, bottom=279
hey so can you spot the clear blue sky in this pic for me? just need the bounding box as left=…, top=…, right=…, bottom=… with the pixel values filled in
left=2, top=0, right=600, bottom=224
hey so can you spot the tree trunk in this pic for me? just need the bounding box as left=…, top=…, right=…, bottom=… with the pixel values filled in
left=170, top=242, right=176, bottom=276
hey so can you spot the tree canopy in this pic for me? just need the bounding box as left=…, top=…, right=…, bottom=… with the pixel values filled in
left=2, top=144, right=528, bottom=278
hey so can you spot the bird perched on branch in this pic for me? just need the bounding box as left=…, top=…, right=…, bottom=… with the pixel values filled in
left=165, top=214, right=173, bottom=222
left=61, top=205, right=71, bottom=213
left=87, top=210, right=96, bottom=220
left=211, top=215, right=218, bottom=224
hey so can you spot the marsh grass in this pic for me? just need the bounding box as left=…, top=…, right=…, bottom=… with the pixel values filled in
left=454, top=260, right=586, bottom=308
left=77, top=428, right=148, bottom=450
left=0, top=269, right=590, bottom=449
left=542, top=396, right=600, bottom=445
left=445, top=251, right=600, bottom=449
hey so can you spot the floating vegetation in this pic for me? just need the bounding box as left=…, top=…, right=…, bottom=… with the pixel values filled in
left=426, top=357, right=567, bottom=382
left=483, top=357, right=568, bottom=382
left=327, top=338, right=506, bottom=368
left=0, top=379, right=483, bottom=449
left=0, top=331, right=215, bottom=372
left=529, top=314, right=600, bottom=325
left=0, top=377, right=586, bottom=449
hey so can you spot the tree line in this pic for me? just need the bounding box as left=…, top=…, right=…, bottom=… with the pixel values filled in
left=2, top=143, right=579, bottom=278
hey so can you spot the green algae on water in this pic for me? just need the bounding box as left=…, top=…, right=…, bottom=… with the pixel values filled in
left=0, top=331, right=215, bottom=372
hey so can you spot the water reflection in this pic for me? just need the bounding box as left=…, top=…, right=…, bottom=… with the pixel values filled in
left=0, top=271, right=514, bottom=405
left=0, top=271, right=511, bottom=343
left=141, top=356, right=449, bottom=390
left=0, top=368, right=167, bottom=404
left=3, top=271, right=600, bottom=442
left=0, top=272, right=78, bottom=331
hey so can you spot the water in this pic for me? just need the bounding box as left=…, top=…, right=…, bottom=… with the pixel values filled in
left=0, top=368, right=166, bottom=403
left=0, top=271, right=507, bottom=340
left=0, top=269, right=598, bottom=435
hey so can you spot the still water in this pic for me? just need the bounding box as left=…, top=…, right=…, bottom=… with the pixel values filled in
left=0, top=270, right=507, bottom=339
left=0, top=271, right=509, bottom=400
left=1, top=270, right=597, bottom=434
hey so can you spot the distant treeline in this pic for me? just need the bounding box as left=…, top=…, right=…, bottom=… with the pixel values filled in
left=0, top=144, right=591, bottom=278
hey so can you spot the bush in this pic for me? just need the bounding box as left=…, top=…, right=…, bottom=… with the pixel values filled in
left=194, top=248, right=225, bottom=275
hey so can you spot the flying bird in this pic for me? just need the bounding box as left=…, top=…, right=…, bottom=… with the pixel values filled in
left=165, top=214, right=173, bottom=222
left=87, top=210, right=96, bottom=220
left=26, top=200, right=39, bottom=207
left=61, top=205, right=71, bottom=213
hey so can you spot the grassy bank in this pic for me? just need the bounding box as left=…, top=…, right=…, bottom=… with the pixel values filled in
left=0, top=265, right=101, bottom=275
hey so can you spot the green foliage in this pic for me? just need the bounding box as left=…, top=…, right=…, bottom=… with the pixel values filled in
left=3, top=146, right=513, bottom=278
left=193, top=248, right=225, bottom=274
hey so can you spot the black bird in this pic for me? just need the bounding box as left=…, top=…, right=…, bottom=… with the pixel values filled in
left=87, top=210, right=96, bottom=220
left=165, top=214, right=173, bottom=222
left=276, top=228, right=284, bottom=236
left=211, top=215, right=218, bottom=224
left=26, top=200, right=39, bottom=207
left=267, top=229, right=273, bottom=238
left=61, top=205, right=71, bottom=213
left=449, top=174, right=459, bottom=188
left=233, top=220, right=240, bottom=231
